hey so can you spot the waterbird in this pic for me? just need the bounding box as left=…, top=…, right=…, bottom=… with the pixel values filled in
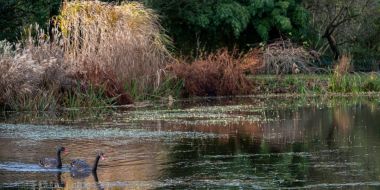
left=39, top=146, right=68, bottom=169
left=70, top=152, right=106, bottom=178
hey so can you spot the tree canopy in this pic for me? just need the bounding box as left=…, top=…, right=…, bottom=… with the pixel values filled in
left=0, top=0, right=61, bottom=41
left=0, top=0, right=379, bottom=69
left=143, top=0, right=309, bottom=53
left=304, top=0, right=380, bottom=59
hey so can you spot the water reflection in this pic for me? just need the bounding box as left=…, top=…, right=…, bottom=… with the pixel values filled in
left=57, top=172, right=65, bottom=188
left=93, top=172, right=104, bottom=190
left=0, top=97, right=380, bottom=189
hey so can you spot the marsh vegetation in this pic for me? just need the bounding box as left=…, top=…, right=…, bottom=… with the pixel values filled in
left=0, top=1, right=380, bottom=188
left=0, top=0, right=379, bottom=110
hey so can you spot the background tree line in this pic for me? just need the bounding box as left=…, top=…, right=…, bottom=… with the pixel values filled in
left=1, top=0, right=379, bottom=70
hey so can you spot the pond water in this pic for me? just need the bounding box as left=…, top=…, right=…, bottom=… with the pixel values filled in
left=0, top=96, right=380, bottom=189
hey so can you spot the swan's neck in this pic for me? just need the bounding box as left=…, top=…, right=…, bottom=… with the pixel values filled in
left=92, top=155, right=100, bottom=172
left=57, top=150, right=62, bottom=168
left=92, top=171, right=99, bottom=182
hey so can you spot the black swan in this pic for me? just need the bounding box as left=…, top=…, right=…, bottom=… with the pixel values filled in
left=39, top=146, right=68, bottom=169
left=70, top=152, right=106, bottom=178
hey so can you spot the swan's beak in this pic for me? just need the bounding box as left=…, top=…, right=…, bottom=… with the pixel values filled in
left=101, top=155, right=106, bottom=160
left=63, top=149, right=69, bottom=155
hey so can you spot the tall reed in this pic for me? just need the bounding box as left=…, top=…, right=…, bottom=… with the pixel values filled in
left=0, top=26, right=73, bottom=110
left=56, top=1, right=172, bottom=97
left=0, top=1, right=172, bottom=110
left=329, top=55, right=354, bottom=92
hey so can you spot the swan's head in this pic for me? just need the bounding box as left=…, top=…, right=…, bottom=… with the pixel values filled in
left=57, top=146, right=69, bottom=155
left=97, top=152, right=106, bottom=160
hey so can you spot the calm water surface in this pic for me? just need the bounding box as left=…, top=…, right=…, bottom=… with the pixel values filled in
left=0, top=96, right=380, bottom=189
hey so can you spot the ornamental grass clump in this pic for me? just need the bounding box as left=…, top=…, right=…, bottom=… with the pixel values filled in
left=0, top=27, right=74, bottom=110
left=56, top=1, right=172, bottom=101
left=333, top=55, right=352, bottom=76
left=329, top=55, right=356, bottom=92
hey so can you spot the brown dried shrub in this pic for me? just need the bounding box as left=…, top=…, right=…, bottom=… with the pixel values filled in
left=262, top=39, right=319, bottom=74
left=239, top=48, right=264, bottom=74
left=170, top=48, right=261, bottom=96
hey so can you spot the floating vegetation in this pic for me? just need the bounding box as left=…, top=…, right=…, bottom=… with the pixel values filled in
left=122, top=105, right=265, bottom=125
left=0, top=124, right=221, bottom=140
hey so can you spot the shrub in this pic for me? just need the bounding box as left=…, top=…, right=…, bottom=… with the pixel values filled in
left=261, top=40, right=319, bottom=74
left=169, top=48, right=260, bottom=96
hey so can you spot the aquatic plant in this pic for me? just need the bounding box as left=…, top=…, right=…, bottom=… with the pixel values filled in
left=329, top=55, right=358, bottom=93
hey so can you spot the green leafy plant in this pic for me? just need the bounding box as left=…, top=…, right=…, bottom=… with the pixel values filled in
left=144, top=0, right=308, bottom=53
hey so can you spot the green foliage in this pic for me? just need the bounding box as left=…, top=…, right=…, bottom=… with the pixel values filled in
left=143, top=0, right=308, bottom=53
left=304, top=0, right=380, bottom=69
left=125, top=77, right=184, bottom=101
left=63, top=86, right=114, bottom=109
left=350, top=7, right=380, bottom=71
left=0, top=0, right=61, bottom=41
left=253, top=74, right=380, bottom=94
left=328, top=73, right=380, bottom=93
left=150, top=77, right=184, bottom=100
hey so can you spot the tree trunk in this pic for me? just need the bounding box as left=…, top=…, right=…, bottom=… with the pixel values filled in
left=323, top=23, right=341, bottom=60
left=325, top=34, right=340, bottom=60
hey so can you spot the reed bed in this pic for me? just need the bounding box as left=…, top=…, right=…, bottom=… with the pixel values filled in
left=0, top=26, right=74, bottom=110
left=0, top=1, right=172, bottom=110
left=57, top=1, right=172, bottom=98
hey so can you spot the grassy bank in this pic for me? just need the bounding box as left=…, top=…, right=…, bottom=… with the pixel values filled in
left=251, top=73, right=380, bottom=94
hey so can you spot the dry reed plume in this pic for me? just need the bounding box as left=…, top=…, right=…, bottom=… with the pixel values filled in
left=170, top=48, right=260, bottom=96
left=57, top=1, right=172, bottom=101
left=0, top=1, right=172, bottom=109
left=334, top=55, right=352, bottom=76
left=0, top=26, right=74, bottom=110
